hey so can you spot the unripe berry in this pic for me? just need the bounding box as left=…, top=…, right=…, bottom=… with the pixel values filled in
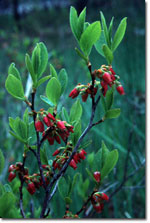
left=8, top=172, right=16, bottom=182
left=35, top=120, right=44, bottom=132
left=27, top=182, right=36, bottom=195
left=93, top=171, right=101, bottom=183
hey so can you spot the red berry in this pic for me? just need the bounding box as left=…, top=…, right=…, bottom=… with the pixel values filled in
left=101, top=81, right=108, bottom=96
left=79, top=149, right=87, bottom=160
left=48, top=137, right=54, bottom=145
left=57, top=121, right=66, bottom=130
left=69, top=159, right=77, bottom=170
left=53, top=149, right=60, bottom=156
left=111, top=74, right=116, bottom=81
left=82, top=93, right=88, bottom=102
left=93, top=171, right=101, bottom=183
left=93, top=203, right=104, bottom=213
left=67, top=125, right=74, bottom=133
left=73, top=153, right=80, bottom=164
left=109, top=67, right=116, bottom=75
left=43, top=116, right=52, bottom=127
left=27, top=182, right=36, bottom=195
left=47, top=113, right=56, bottom=121
left=69, top=88, right=79, bottom=99
left=8, top=172, right=16, bottom=182
left=102, top=72, right=112, bottom=84
left=116, top=85, right=125, bottom=95
left=54, top=135, right=61, bottom=144
left=101, top=193, right=109, bottom=201
left=35, top=120, right=44, bottom=132
left=42, top=165, right=47, bottom=169
left=8, top=164, right=15, bottom=172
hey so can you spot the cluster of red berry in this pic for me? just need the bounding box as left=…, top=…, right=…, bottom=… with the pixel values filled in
left=69, top=82, right=99, bottom=102
left=52, top=142, right=87, bottom=170
left=35, top=111, right=74, bottom=144
left=92, top=171, right=109, bottom=213
left=69, top=65, right=125, bottom=99
left=8, top=162, right=53, bottom=195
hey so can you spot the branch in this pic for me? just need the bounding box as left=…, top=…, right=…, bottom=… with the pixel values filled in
left=19, top=154, right=27, bottom=218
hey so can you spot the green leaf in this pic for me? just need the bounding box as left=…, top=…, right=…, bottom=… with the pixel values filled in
left=101, top=149, right=119, bottom=180
left=108, top=17, right=114, bottom=46
left=9, top=130, right=27, bottom=143
left=58, top=69, right=68, bottom=94
left=40, top=95, right=55, bottom=107
left=87, top=152, right=94, bottom=169
left=38, top=42, right=48, bottom=78
left=80, top=21, right=101, bottom=56
left=8, top=63, right=21, bottom=80
left=0, top=149, right=5, bottom=174
left=32, top=43, right=41, bottom=76
left=86, top=168, right=96, bottom=182
left=9, top=117, right=16, bottom=132
left=70, top=6, right=79, bottom=41
left=77, top=7, right=86, bottom=40
left=101, top=94, right=107, bottom=112
left=50, top=64, right=58, bottom=79
left=25, top=53, right=36, bottom=84
left=4, top=184, right=12, bottom=193
left=36, top=75, right=51, bottom=88
left=75, top=47, right=88, bottom=62
left=5, top=74, right=25, bottom=100
left=93, top=149, right=102, bottom=172
left=23, top=108, right=29, bottom=125
left=46, top=77, right=61, bottom=106
left=105, top=89, right=114, bottom=110
left=40, top=147, right=48, bottom=165
left=70, top=99, right=82, bottom=123
left=62, top=107, right=70, bottom=123
left=102, top=44, right=113, bottom=64
left=58, top=177, right=69, bottom=199
left=71, top=120, right=81, bottom=145
left=14, top=118, right=28, bottom=140
left=101, top=141, right=110, bottom=168
left=68, top=173, right=80, bottom=196
left=100, top=11, right=109, bottom=46
left=112, top=17, right=127, bottom=52
left=32, top=42, right=48, bottom=78
left=94, top=30, right=106, bottom=57
left=104, top=108, right=121, bottom=119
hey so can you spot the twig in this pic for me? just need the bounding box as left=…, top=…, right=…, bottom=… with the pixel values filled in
left=40, top=64, right=101, bottom=218
left=19, top=154, right=27, bottom=218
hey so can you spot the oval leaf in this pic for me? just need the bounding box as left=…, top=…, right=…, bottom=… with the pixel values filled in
left=112, top=17, right=127, bottom=52
left=104, top=108, right=121, bottom=119
left=5, top=74, right=25, bottom=100
left=101, top=149, right=119, bottom=180
left=102, top=44, right=113, bottom=65
left=46, top=77, right=61, bottom=106
left=80, top=21, right=101, bottom=56
left=70, top=99, right=82, bottom=123
left=58, top=69, right=68, bottom=94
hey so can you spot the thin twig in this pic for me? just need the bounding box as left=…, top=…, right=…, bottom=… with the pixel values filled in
left=19, top=154, right=27, bottom=218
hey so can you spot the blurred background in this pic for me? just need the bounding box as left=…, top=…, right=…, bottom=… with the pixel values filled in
left=0, top=0, right=145, bottom=219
